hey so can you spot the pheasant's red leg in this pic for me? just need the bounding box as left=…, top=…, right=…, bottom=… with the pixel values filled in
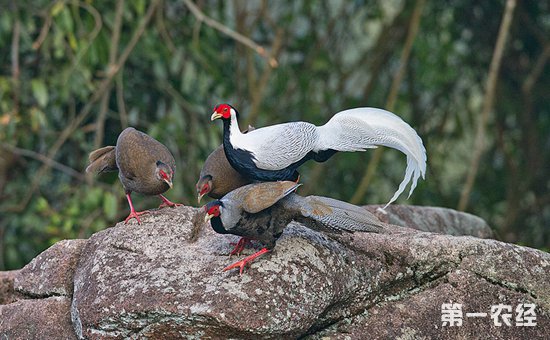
left=229, top=237, right=253, bottom=256
left=124, top=193, right=149, bottom=224
left=158, top=194, right=182, bottom=209
left=223, top=248, right=270, bottom=275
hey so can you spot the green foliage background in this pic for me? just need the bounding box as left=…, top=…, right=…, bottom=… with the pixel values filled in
left=0, top=0, right=549, bottom=269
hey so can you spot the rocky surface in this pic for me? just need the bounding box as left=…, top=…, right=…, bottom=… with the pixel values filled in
left=365, top=204, right=494, bottom=238
left=0, top=270, right=19, bottom=305
left=14, top=239, right=87, bottom=297
left=0, top=205, right=548, bottom=339
left=0, top=297, right=76, bottom=340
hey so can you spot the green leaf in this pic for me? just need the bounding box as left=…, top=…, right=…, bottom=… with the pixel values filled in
left=51, top=1, right=65, bottom=16
left=29, top=107, right=47, bottom=131
left=133, top=0, right=146, bottom=15
left=36, top=196, right=50, bottom=212
left=58, top=7, right=74, bottom=32
left=31, top=79, right=49, bottom=107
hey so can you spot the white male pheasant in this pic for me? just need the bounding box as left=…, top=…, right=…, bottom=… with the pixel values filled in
left=211, top=104, right=426, bottom=208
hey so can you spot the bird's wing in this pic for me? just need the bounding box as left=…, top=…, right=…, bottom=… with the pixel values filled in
left=315, top=107, right=427, bottom=208
left=230, top=181, right=301, bottom=214
left=282, top=194, right=384, bottom=233
left=231, top=122, right=318, bottom=170
left=86, top=146, right=117, bottom=174
left=117, top=128, right=177, bottom=177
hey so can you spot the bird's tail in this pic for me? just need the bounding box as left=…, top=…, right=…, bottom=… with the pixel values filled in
left=316, top=108, right=427, bottom=208
left=85, top=146, right=117, bottom=174
left=285, top=194, right=384, bottom=233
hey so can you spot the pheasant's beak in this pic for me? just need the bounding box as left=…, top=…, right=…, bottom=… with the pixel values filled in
left=204, top=213, right=214, bottom=223
left=211, top=112, right=222, bottom=121
left=197, top=193, right=205, bottom=204
left=164, top=178, right=173, bottom=189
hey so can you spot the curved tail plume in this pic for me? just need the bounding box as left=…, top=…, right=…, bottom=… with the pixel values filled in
left=315, top=108, right=426, bottom=207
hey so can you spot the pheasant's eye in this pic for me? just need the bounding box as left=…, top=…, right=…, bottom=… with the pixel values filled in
left=207, top=206, right=219, bottom=215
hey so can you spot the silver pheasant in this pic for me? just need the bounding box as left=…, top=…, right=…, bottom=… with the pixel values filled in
left=204, top=181, right=384, bottom=274
left=211, top=104, right=427, bottom=209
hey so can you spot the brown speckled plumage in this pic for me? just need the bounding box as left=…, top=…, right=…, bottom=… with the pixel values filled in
left=198, top=145, right=250, bottom=199
left=86, top=127, right=178, bottom=224
left=115, top=128, right=175, bottom=195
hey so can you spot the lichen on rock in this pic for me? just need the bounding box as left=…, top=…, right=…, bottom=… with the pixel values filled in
left=0, top=205, right=548, bottom=339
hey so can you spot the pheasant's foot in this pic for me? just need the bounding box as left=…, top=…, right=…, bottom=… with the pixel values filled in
left=158, top=194, right=182, bottom=209
left=229, top=237, right=253, bottom=256
left=124, top=210, right=149, bottom=224
left=223, top=248, right=270, bottom=275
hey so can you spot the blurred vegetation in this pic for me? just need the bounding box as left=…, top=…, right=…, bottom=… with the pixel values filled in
left=0, top=0, right=549, bottom=269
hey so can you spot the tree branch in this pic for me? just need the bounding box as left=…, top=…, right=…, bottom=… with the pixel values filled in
left=32, top=4, right=53, bottom=50
left=94, top=0, right=124, bottom=149
left=183, top=0, right=278, bottom=68
left=1, top=143, right=85, bottom=181
left=244, top=27, right=285, bottom=127
left=522, top=44, right=550, bottom=94
left=10, top=0, right=161, bottom=212
left=11, top=5, right=21, bottom=116
left=350, top=0, right=426, bottom=205
left=64, top=2, right=103, bottom=85
left=457, top=0, right=517, bottom=211
left=116, top=71, right=128, bottom=129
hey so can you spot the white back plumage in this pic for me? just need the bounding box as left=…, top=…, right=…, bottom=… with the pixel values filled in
left=231, top=120, right=318, bottom=170
left=227, top=107, right=426, bottom=207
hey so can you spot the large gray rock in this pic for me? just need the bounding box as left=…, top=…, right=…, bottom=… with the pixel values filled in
left=14, top=239, right=87, bottom=297
left=0, top=296, right=76, bottom=340
left=0, top=205, right=548, bottom=339
left=0, top=239, right=85, bottom=340
left=364, top=204, right=494, bottom=238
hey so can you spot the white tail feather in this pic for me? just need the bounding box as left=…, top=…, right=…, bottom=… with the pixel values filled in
left=316, top=108, right=427, bottom=207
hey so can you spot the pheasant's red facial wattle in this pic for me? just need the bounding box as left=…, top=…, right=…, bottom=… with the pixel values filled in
left=159, top=170, right=168, bottom=180
left=199, top=183, right=210, bottom=196
left=158, top=169, right=173, bottom=188
left=204, top=201, right=222, bottom=222
left=211, top=103, right=232, bottom=120
left=206, top=204, right=220, bottom=217
left=196, top=175, right=213, bottom=203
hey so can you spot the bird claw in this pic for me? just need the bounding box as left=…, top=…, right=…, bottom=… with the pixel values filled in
left=124, top=210, right=149, bottom=224
left=158, top=195, right=182, bottom=209
left=158, top=201, right=183, bottom=209
left=229, top=237, right=253, bottom=257
left=223, top=248, right=270, bottom=275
